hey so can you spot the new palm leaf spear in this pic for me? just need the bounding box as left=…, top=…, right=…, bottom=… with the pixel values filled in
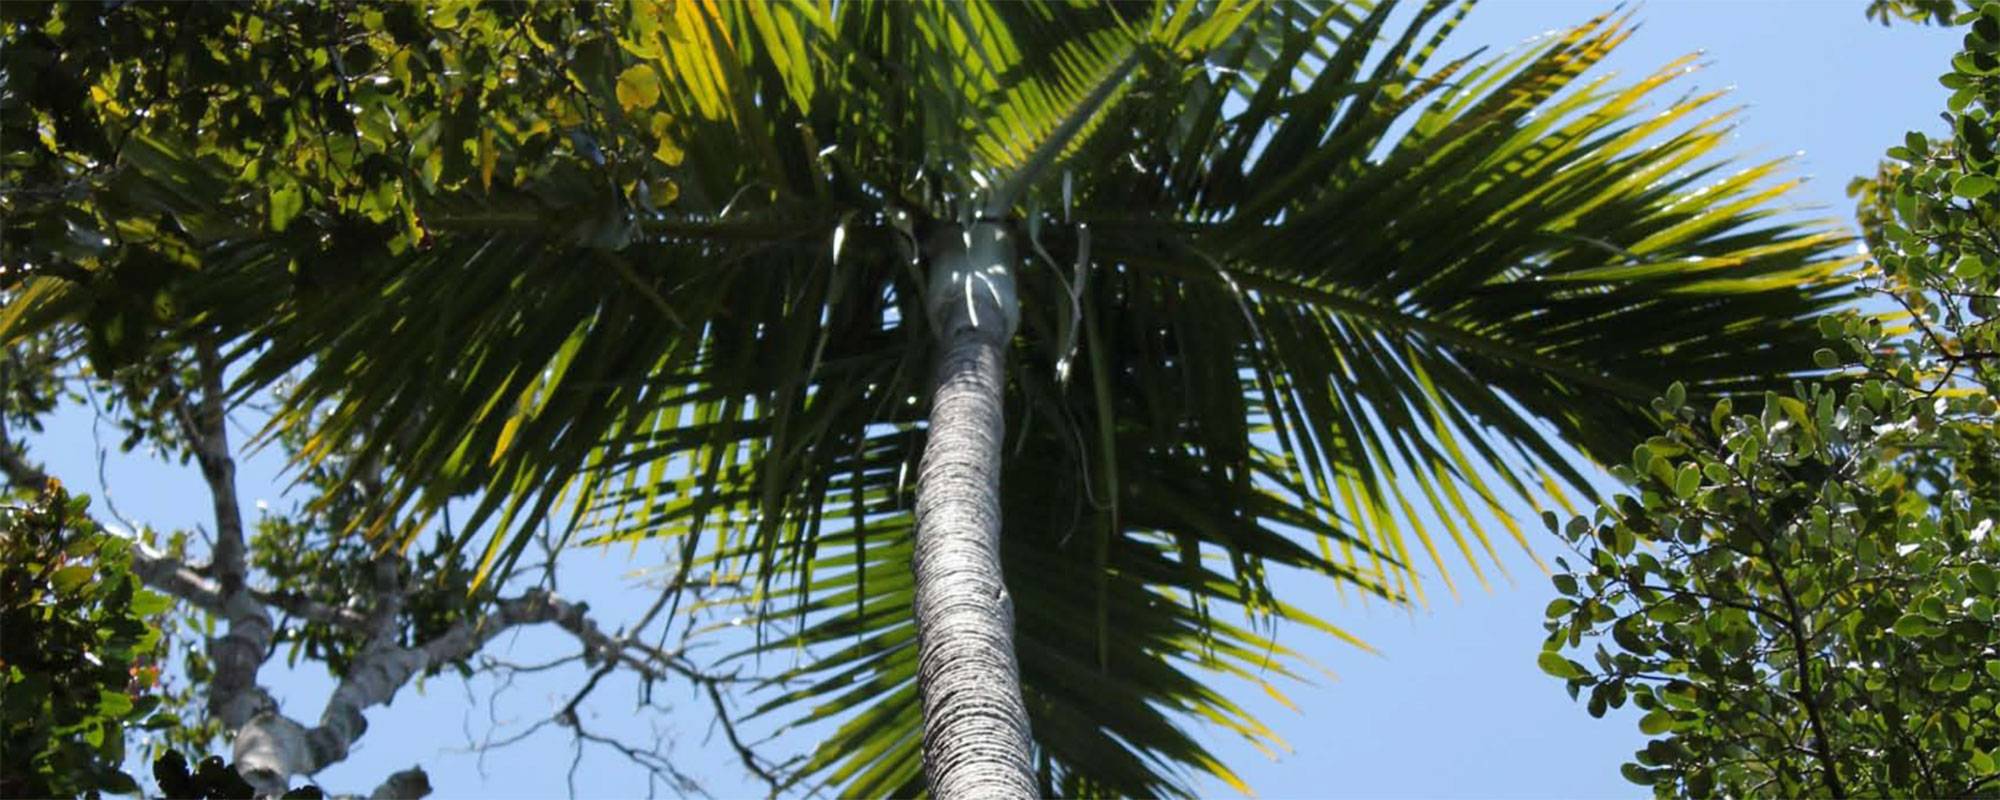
left=1, top=0, right=1855, bottom=795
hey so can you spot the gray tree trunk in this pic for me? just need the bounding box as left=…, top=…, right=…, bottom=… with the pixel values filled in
left=913, top=222, right=1036, bottom=800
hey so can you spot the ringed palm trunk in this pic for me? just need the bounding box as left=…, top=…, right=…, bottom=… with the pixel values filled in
left=912, top=221, right=1037, bottom=799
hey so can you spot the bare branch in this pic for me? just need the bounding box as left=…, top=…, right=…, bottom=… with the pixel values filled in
left=130, top=543, right=227, bottom=612
left=571, top=719, right=706, bottom=800
left=704, top=681, right=784, bottom=796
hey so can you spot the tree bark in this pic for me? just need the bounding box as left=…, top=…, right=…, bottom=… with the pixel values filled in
left=913, top=223, right=1035, bottom=800
left=170, top=340, right=285, bottom=793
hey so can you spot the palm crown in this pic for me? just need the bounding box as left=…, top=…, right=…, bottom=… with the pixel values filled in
left=2, top=0, right=1854, bottom=796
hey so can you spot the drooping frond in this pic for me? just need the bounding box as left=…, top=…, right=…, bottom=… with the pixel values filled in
left=1055, top=3, right=1855, bottom=599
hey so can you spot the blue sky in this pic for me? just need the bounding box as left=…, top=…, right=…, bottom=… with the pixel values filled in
left=25, top=3, right=1962, bottom=798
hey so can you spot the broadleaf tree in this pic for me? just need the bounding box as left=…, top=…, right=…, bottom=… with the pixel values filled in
left=4, top=1, right=1859, bottom=796
left=1539, top=2, right=2000, bottom=796
left=0, top=328, right=781, bottom=797
left=0, top=480, right=167, bottom=799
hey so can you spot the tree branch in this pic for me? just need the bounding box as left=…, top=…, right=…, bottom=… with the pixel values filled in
left=150, top=342, right=287, bottom=787
left=704, top=681, right=782, bottom=795
left=366, top=767, right=432, bottom=800
left=10, top=365, right=777, bottom=797
left=175, top=338, right=248, bottom=591
left=1737, top=473, right=1848, bottom=799
left=235, top=588, right=615, bottom=791
left=130, top=543, right=227, bottom=613
left=252, top=589, right=374, bottom=633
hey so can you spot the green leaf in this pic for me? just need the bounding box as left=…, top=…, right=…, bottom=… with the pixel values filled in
left=1645, top=438, right=1688, bottom=458
left=615, top=65, right=662, bottom=112
left=141, top=713, right=182, bottom=731
left=1953, top=173, right=1996, bottom=199
left=1969, top=563, right=1998, bottom=594
left=269, top=180, right=303, bottom=233
left=1638, top=710, right=1675, bottom=735
left=1612, top=620, right=1650, bottom=654
left=1812, top=348, right=1840, bottom=368
left=53, top=565, right=94, bottom=595
left=130, top=589, right=171, bottom=617
left=1892, top=613, right=1934, bottom=638
left=1647, top=601, right=1690, bottom=624
left=97, top=689, right=133, bottom=718
left=1620, top=763, right=1657, bottom=786
left=1708, top=399, right=1733, bottom=437
left=648, top=112, right=684, bottom=167
left=1538, top=651, right=1583, bottom=680
left=1673, top=464, right=1700, bottom=500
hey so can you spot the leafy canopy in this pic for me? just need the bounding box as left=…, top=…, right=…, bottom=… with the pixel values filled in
left=0, top=481, right=173, bottom=798
left=1539, top=3, right=2000, bottom=796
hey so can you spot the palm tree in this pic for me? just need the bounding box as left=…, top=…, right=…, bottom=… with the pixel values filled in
left=4, top=0, right=1856, bottom=796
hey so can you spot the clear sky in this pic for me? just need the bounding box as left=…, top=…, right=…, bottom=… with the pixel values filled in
left=25, top=3, right=1962, bottom=799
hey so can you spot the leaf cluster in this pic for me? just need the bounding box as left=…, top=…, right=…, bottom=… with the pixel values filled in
left=1, top=1, right=683, bottom=367
left=1540, top=369, right=1999, bottom=797
left=0, top=333, right=69, bottom=434
left=1849, top=2, right=2000, bottom=388
left=250, top=501, right=484, bottom=680
left=1541, top=8, right=2000, bottom=795
left=0, top=0, right=671, bottom=240
left=1868, top=0, right=1968, bottom=26
left=0, top=481, right=173, bottom=798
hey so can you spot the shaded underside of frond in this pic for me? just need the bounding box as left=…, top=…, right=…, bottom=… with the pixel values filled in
left=642, top=404, right=1377, bottom=799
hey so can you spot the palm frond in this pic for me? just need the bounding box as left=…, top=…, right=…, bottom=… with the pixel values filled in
left=648, top=404, right=1384, bottom=799
left=1054, top=4, right=1855, bottom=596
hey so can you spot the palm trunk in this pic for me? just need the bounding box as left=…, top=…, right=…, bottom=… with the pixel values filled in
left=913, top=222, right=1036, bottom=799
